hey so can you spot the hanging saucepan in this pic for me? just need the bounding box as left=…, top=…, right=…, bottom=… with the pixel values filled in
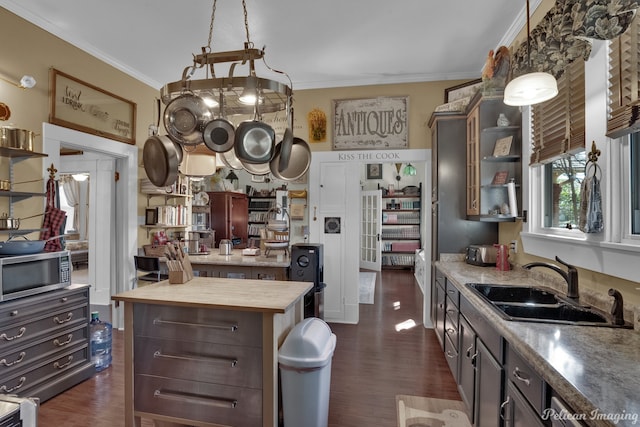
left=163, top=93, right=212, bottom=146
left=142, top=135, right=180, bottom=188
left=0, top=234, right=66, bottom=256
left=219, top=149, right=244, bottom=170
left=0, top=126, right=37, bottom=151
left=203, top=117, right=235, bottom=153
left=270, top=137, right=311, bottom=181
left=234, top=120, right=275, bottom=164
left=278, top=127, right=293, bottom=172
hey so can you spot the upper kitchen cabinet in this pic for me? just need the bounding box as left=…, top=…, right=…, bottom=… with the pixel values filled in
left=466, top=93, right=521, bottom=221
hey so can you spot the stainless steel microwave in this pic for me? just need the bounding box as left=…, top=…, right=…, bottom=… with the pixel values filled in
left=0, top=250, right=72, bottom=302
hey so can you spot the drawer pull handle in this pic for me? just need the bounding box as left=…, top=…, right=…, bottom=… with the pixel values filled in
left=153, top=318, right=238, bottom=332
left=471, top=351, right=478, bottom=366
left=0, top=377, right=25, bottom=393
left=1, top=352, right=26, bottom=367
left=446, top=309, right=457, bottom=315
left=9, top=310, right=18, bottom=317
left=446, top=328, right=456, bottom=335
left=0, top=327, right=26, bottom=341
left=153, top=350, right=238, bottom=367
left=54, top=356, right=73, bottom=369
left=154, top=389, right=237, bottom=408
left=513, top=367, right=531, bottom=386
left=465, top=345, right=474, bottom=358
left=500, top=396, right=511, bottom=423
left=54, top=313, right=73, bottom=324
left=54, top=334, right=73, bottom=347
left=447, top=290, right=456, bottom=295
left=446, top=350, right=456, bottom=359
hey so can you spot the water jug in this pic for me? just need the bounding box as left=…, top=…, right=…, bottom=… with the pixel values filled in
left=219, top=239, right=232, bottom=255
left=494, top=244, right=510, bottom=271
left=90, top=311, right=112, bottom=372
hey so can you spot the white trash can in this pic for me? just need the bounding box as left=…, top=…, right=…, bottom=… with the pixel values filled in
left=278, top=317, right=337, bottom=427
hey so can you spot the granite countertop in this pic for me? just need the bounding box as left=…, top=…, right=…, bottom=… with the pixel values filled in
left=184, top=250, right=290, bottom=267
left=435, top=259, right=640, bottom=427
left=112, top=276, right=311, bottom=313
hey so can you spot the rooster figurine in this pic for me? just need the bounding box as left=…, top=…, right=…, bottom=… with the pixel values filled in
left=482, top=49, right=495, bottom=81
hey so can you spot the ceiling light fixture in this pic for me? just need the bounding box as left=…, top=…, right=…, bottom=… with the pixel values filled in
left=503, top=0, right=558, bottom=106
left=160, top=0, right=292, bottom=117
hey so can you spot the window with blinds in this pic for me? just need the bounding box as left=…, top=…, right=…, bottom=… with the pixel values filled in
left=607, top=12, right=640, bottom=139
left=530, top=59, right=586, bottom=165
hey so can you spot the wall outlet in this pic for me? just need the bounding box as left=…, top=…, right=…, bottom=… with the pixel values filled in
left=510, top=240, right=518, bottom=253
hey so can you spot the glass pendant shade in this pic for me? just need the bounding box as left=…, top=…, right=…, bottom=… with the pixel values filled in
left=503, top=71, right=558, bottom=106
left=403, top=163, right=417, bottom=176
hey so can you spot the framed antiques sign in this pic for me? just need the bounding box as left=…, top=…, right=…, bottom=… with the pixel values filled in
left=333, top=96, right=408, bottom=150
left=49, top=68, right=137, bottom=145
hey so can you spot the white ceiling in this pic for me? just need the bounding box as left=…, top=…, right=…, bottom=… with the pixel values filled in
left=0, top=0, right=532, bottom=91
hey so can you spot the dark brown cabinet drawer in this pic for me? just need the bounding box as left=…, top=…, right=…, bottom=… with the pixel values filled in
left=134, top=304, right=262, bottom=346
left=0, top=303, right=90, bottom=352
left=0, top=344, right=89, bottom=396
left=506, top=344, right=547, bottom=417
left=134, top=336, right=262, bottom=388
left=0, top=324, right=89, bottom=377
left=135, top=374, right=262, bottom=427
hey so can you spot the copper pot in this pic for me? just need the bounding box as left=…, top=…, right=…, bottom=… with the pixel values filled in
left=0, top=126, right=37, bottom=151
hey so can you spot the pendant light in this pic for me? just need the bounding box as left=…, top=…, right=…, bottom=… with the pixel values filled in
left=503, top=0, right=558, bottom=106
left=403, top=163, right=417, bottom=176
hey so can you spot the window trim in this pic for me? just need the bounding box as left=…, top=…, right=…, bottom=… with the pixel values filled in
left=521, top=39, right=640, bottom=283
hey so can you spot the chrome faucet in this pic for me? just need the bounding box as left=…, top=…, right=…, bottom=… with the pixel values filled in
left=523, top=256, right=579, bottom=300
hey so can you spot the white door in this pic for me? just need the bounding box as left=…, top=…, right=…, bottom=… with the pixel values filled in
left=360, top=190, right=381, bottom=271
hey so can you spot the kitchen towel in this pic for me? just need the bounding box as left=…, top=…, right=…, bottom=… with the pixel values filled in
left=579, top=175, right=603, bottom=233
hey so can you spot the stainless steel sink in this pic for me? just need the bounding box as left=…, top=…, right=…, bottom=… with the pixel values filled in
left=466, top=283, right=632, bottom=328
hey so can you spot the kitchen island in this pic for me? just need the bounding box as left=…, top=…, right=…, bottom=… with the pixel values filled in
left=112, top=276, right=312, bottom=427
left=171, top=250, right=290, bottom=280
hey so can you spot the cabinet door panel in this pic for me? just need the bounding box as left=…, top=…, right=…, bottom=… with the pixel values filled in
left=458, top=315, right=476, bottom=421
left=475, top=339, right=503, bottom=427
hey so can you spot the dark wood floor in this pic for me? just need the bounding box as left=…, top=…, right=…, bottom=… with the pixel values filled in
left=38, top=269, right=459, bottom=426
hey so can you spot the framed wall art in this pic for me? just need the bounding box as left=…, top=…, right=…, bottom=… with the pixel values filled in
left=333, top=96, right=408, bottom=150
left=444, top=79, right=483, bottom=103
left=493, top=136, right=513, bottom=157
left=366, top=163, right=383, bottom=180
left=49, top=68, right=137, bottom=145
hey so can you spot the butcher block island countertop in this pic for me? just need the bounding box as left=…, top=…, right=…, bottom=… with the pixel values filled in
left=112, top=277, right=312, bottom=427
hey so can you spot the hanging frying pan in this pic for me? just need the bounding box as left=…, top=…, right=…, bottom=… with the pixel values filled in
left=234, top=120, right=275, bottom=164
left=143, top=135, right=179, bottom=187
left=278, top=127, right=293, bottom=172
left=240, top=158, right=271, bottom=176
left=203, top=118, right=235, bottom=153
left=163, top=93, right=212, bottom=146
left=270, top=137, right=311, bottom=181
left=219, top=149, right=244, bottom=170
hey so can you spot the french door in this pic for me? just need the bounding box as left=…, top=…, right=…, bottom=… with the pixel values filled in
left=360, top=190, right=381, bottom=271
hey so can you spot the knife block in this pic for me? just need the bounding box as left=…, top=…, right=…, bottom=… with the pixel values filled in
left=168, top=253, right=195, bottom=284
